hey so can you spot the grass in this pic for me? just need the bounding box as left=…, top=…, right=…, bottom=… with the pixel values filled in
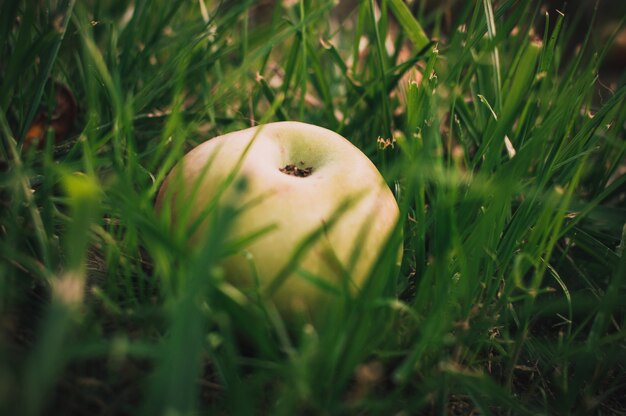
left=1, top=0, right=625, bottom=414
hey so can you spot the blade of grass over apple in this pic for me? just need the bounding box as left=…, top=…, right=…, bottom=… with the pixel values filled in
left=263, top=192, right=364, bottom=300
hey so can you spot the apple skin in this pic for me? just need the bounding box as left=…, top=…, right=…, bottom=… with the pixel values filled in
left=156, top=121, right=400, bottom=313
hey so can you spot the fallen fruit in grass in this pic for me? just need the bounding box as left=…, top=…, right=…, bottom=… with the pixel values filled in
left=156, top=121, right=401, bottom=313
left=23, top=82, right=77, bottom=152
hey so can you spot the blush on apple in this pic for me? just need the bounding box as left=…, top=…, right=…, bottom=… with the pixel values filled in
left=157, top=121, right=401, bottom=314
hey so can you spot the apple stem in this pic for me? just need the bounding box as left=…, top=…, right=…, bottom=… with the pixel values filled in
left=279, top=164, right=313, bottom=177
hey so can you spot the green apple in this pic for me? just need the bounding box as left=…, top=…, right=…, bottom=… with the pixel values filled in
left=156, top=121, right=400, bottom=313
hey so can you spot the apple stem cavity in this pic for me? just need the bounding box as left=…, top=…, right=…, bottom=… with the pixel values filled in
left=279, top=163, right=313, bottom=177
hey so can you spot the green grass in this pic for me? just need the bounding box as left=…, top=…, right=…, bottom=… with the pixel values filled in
left=1, top=0, right=625, bottom=414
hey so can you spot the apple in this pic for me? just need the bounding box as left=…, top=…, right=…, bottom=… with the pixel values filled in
left=156, top=121, right=400, bottom=313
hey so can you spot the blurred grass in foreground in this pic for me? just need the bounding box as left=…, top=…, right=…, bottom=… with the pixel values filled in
left=1, top=0, right=625, bottom=414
